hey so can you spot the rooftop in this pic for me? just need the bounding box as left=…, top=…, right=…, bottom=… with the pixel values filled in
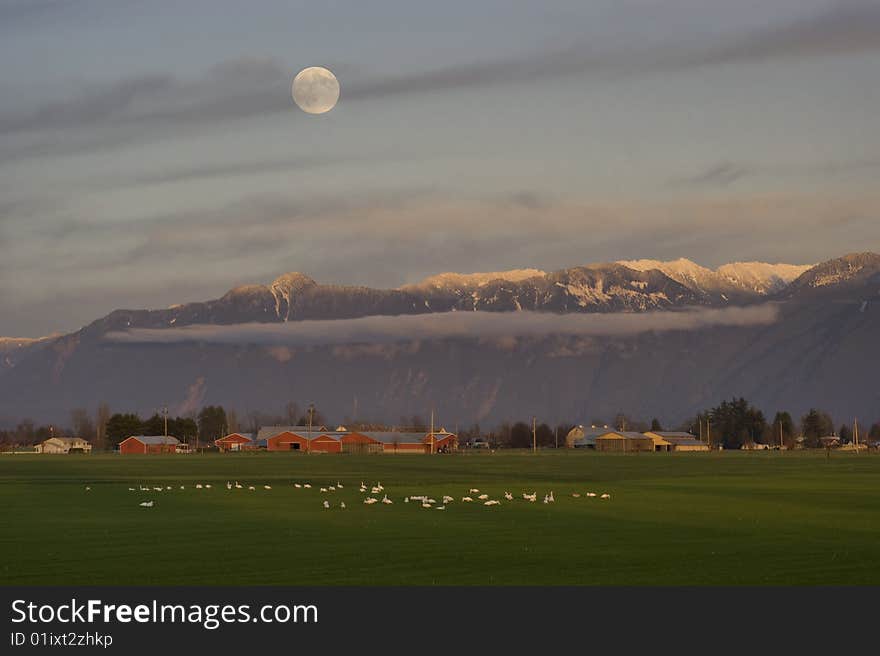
left=127, top=435, right=180, bottom=445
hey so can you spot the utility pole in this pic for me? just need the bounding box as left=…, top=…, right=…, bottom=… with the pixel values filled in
left=307, top=403, right=314, bottom=453
left=707, top=417, right=712, bottom=449
left=532, top=417, right=537, bottom=454
left=162, top=405, right=168, bottom=438
left=854, top=418, right=860, bottom=453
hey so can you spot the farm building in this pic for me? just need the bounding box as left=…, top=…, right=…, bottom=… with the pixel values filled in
left=595, top=431, right=655, bottom=452
left=565, top=426, right=616, bottom=448
left=308, top=432, right=343, bottom=453
left=214, top=432, right=255, bottom=451
left=644, top=432, right=710, bottom=452
left=257, top=425, right=457, bottom=454
left=36, top=437, right=92, bottom=454
left=119, top=435, right=180, bottom=455
left=358, top=430, right=458, bottom=454
left=256, top=425, right=325, bottom=452
left=338, top=431, right=384, bottom=454
left=265, top=430, right=311, bottom=451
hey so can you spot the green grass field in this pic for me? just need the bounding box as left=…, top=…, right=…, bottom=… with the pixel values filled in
left=1, top=451, right=879, bottom=585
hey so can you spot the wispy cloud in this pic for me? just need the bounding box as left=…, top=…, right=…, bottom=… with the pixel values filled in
left=105, top=306, right=781, bottom=347
left=114, top=156, right=332, bottom=188
left=675, top=157, right=880, bottom=188
left=675, top=162, right=753, bottom=188
left=3, top=3, right=879, bottom=161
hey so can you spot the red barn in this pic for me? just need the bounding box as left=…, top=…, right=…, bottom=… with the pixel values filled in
left=339, top=431, right=383, bottom=454
left=119, top=435, right=180, bottom=455
left=308, top=434, right=342, bottom=453
left=214, top=432, right=254, bottom=452
left=429, top=431, right=458, bottom=453
left=358, top=430, right=459, bottom=454
left=265, top=431, right=310, bottom=452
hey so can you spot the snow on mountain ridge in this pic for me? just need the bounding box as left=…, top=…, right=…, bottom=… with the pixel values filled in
left=617, top=258, right=722, bottom=290
left=408, top=269, right=547, bottom=290
left=717, top=262, right=814, bottom=294
left=618, top=258, right=813, bottom=295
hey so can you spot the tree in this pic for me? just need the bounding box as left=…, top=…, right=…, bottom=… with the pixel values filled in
left=105, top=413, right=143, bottom=446
left=702, top=398, right=767, bottom=449
left=650, top=418, right=663, bottom=432
left=870, top=423, right=880, bottom=442
left=95, top=403, right=110, bottom=451
left=197, top=406, right=228, bottom=443
left=285, top=401, right=300, bottom=426
left=297, top=404, right=325, bottom=428
left=555, top=423, right=575, bottom=448
left=141, top=413, right=166, bottom=436
left=771, top=411, right=796, bottom=448
left=509, top=422, right=532, bottom=449
left=838, top=424, right=853, bottom=444
left=801, top=409, right=834, bottom=448
left=226, top=409, right=240, bottom=433
left=14, top=419, right=35, bottom=445
left=70, top=408, right=95, bottom=440
left=535, top=423, right=554, bottom=447
left=170, top=417, right=198, bottom=442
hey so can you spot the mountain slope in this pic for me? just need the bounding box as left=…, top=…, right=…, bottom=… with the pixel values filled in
left=1, top=252, right=877, bottom=429
left=619, top=258, right=813, bottom=299
left=782, top=253, right=880, bottom=300
left=718, top=262, right=813, bottom=294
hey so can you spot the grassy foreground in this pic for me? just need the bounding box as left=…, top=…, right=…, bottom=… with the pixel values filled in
left=1, top=451, right=878, bottom=585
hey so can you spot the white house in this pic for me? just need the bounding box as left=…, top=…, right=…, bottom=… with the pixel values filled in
left=36, top=437, right=93, bottom=454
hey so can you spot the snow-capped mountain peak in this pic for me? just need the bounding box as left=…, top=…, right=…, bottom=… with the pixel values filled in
left=618, top=258, right=813, bottom=297
left=717, top=262, right=813, bottom=294
left=407, top=269, right=547, bottom=290
left=617, top=258, right=722, bottom=291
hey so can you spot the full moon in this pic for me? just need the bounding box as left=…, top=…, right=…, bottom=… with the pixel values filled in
left=292, top=66, right=340, bottom=114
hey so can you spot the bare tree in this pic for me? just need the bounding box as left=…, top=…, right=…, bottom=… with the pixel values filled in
left=227, top=408, right=240, bottom=433
left=71, top=408, right=96, bottom=440
left=95, top=403, right=110, bottom=451
left=285, top=401, right=300, bottom=426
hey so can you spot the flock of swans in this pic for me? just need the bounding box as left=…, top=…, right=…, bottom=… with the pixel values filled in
left=117, top=479, right=611, bottom=510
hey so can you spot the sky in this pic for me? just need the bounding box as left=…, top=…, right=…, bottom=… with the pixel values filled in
left=1, top=0, right=879, bottom=337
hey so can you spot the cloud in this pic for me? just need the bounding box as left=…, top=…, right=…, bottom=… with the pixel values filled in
left=3, top=3, right=879, bottom=160
left=675, top=162, right=753, bottom=188
left=686, top=2, right=880, bottom=66
left=105, top=306, right=781, bottom=347
left=674, top=157, right=880, bottom=188
left=114, top=156, right=331, bottom=188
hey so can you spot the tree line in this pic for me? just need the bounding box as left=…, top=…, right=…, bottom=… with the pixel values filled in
left=1, top=398, right=879, bottom=451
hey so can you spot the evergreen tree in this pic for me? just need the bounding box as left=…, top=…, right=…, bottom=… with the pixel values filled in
left=509, top=422, right=532, bottom=448
left=105, top=413, right=143, bottom=446
left=702, top=398, right=767, bottom=449
left=197, top=406, right=228, bottom=443
left=801, top=409, right=834, bottom=448
left=771, top=411, right=796, bottom=448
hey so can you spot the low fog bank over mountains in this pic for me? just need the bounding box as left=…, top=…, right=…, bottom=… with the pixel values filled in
left=2, top=253, right=879, bottom=428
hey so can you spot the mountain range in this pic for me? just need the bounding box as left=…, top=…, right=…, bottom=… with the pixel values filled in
left=2, top=252, right=879, bottom=430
